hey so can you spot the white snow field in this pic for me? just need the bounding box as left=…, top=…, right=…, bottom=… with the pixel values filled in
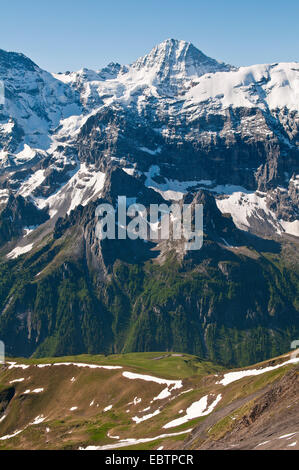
left=163, top=394, right=222, bottom=429
left=122, top=371, right=183, bottom=400
left=79, top=429, right=193, bottom=450
left=217, top=356, right=299, bottom=386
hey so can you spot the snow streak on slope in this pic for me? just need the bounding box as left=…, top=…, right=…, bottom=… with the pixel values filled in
left=122, top=371, right=183, bottom=400
left=79, top=429, right=193, bottom=451
left=217, top=356, right=299, bottom=386
left=7, top=243, right=34, bottom=259
left=163, top=394, right=222, bottom=429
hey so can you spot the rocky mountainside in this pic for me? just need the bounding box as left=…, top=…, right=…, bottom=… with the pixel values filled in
left=0, top=351, right=298, bottom=450
left=0, top=39, right=298, bottom=362
left=0, top=39, right=298, bottom=235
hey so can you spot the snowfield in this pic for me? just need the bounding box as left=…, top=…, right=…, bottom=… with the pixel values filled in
left=217, top=356, right=299, bottom=386
left=122, top=371, right=183, bottom=400
left=79, top=429, right=193, bottom=451
left=163, top=394, right=222, bottom=429
left=7, top=243, right=34, bottom=259
left=216, top=191, right=299, bottom=237
left=184, top=62, right=299, bottom=113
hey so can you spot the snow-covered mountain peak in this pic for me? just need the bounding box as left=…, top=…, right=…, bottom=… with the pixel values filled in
left=131, top=38, right=232, bottom=81
left=0, top=43, right=298, bottom=239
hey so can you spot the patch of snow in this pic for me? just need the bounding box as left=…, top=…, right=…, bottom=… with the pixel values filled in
left=255, top=440, right=271, bottom=448
left=279, top=219, right=299, bottom=237
left=7, top=362, right=30, bottom=370
left=0, top=429, right=23, bottom=441
left=22, top=388, right=44, bottom=394
left=18, top=169, right=46, bottom=198
left=23, top=225, right=38, bottom=236
left=54, top=114, right=90, bottom=139
left=52, top=362, right=122, bottom=370
left=7, top=243, right=34, bottom=259
left=0, top=414, right=46, bottom=441
left=279, top=432, right=297, bottom=439
left=0, top=121, right=14, bottom=134
left=30, top=415, right=45, bottom=425
left=104, top=405, right=113, bottom=412
left=34, top=163, right=106, bottom=218
left=79, top=428, right=193, bottom=450
left=122, top=371, right=182, bottom=401
left=139, top=146, right=161, bottom=155
left=144, top=165, right=208, bottom=201
left=9, top=378, right=25, bottom=384
left=178, top=388, right=193, bottom=396
left=216, top=191, right=299, bottom=237
left=216, top=191, right=268, bottom=231
left=14, top=144, right=36, bottom=164
left=163, top=394, right=222, bottom=429
left=107, top=432, right=120, bottom=440
left=128, top=397, right=142, bottom=406
left=132, top=409, right=161, bottom=424
left=123, top=168, right=139, bottom=176
left=217, top=357, right=299, bottom=386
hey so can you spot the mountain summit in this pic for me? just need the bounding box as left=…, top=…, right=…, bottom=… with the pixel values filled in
left=132, top=38, right=232, bottom=81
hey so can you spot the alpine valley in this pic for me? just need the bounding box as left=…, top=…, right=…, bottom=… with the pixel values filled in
left=0, top=39, right=298, bottom=367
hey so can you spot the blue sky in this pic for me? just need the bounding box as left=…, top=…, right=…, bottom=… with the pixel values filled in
left=1, top=0, right=298, bottom=72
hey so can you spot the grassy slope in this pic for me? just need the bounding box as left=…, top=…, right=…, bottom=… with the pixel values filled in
left=0, top=351, right=297, bottom=450
left=7, top=352, right=223, bottom=379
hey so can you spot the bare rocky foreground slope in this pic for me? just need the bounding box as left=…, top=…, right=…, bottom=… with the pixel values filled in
left=0, top=351, right=298, bottom=450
